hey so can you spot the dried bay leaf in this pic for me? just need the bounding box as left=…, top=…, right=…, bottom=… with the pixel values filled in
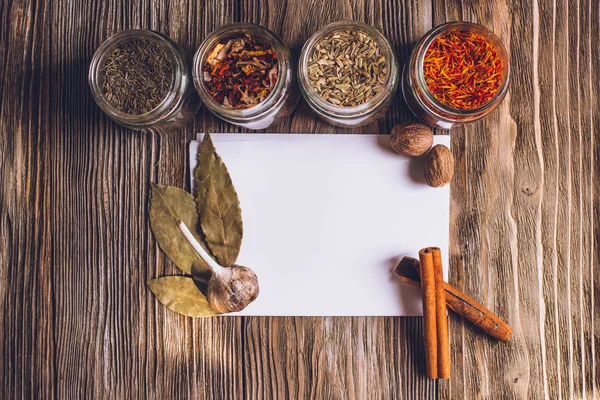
left=147, top=276, right=219, bottom=317
left=149, top=182, right=211, bottom=279
left=195, top=133, right=243, bottom=266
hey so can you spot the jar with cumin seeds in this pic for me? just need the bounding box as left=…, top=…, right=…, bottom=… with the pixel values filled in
left=193, top=23, right=299, bottom=130
left=402, top=22, right=510, bottom=129
left=89, top=30, right=200, bottom=131
left=298, top=21, right=399, bottom=128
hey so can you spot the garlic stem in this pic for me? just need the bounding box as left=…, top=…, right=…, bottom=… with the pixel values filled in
left=178, top=220, right=226, bottom=275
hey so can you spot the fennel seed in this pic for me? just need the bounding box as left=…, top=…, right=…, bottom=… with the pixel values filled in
left=307, top=29, right=387, bottom=107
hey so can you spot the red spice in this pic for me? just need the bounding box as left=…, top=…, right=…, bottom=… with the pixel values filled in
left=423, top=29, right=503, bottom=110
left=202, top=34, right=278, bottom=109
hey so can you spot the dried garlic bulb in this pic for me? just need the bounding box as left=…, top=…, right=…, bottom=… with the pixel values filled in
left=178, top=221, right=259, bottom=313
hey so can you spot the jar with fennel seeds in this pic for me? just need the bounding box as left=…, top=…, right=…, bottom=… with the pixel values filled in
left=89, top=30, right=200, bottom=131
left=298, top=21, right=399, bottom=128
left=193, top=23, right=299, bottom=130
left=402, top=22, right=510, bottom=129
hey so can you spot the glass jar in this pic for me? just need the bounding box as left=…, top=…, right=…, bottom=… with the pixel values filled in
left=89, top=29, right=200, bottom=131
left=298, top=21, right=399, bottom=128
left=402, top=22, right=510, bottom=129
left=193, top=23, right=299, bottom=130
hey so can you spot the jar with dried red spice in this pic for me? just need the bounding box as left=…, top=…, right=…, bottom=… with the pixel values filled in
left=193, top=24, right=299, bottom=130
left=402, top=22, right=510, bottom=129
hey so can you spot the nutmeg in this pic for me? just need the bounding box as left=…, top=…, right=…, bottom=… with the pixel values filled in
left=424, top=145, right=455, bottom=187
left=390, top=122, right=434, bottom=156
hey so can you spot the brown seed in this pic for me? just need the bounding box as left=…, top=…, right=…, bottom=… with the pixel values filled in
left=390, top=122, right=434, bottom=156
left=101, top=39, right=173, bottom=115
left=307, top=29, right=387, bottom=107
left=424, top=144, right=455, bottom=187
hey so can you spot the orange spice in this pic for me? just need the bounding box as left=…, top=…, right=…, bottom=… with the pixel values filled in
left=423, top=29, right=503, bottom=110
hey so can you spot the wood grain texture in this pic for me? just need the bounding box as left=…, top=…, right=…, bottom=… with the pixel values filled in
left=0, top=0, right=598, bottom=399
left=243, top=317, right=435, bottom=399
left=436, top=0, right=600, bottom=398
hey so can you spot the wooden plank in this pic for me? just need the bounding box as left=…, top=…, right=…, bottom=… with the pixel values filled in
left=243, top=317, right=436, bottom=399
left=591, top=2, right=600, bottom=396
left=236, top=0, right=436, bottom=398
left=537, top=0, right=570, bottom=397
left=565, top=0, right=598, bottom=397
left=1, top=0, right=598, bottom=398
left=46, top=0, right=243, bottom=398
left=0, top=0, right=55, bottom=398
left=435, top=0, right=600, bottom=398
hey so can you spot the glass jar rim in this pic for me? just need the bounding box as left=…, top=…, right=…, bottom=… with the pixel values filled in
left=88, top=29, right=186, bottom=124
left=298, top=20, right=399, bottom=118
left=192, top=23, right=290, bottom=120
left=413, top=21, right=511, bottom=117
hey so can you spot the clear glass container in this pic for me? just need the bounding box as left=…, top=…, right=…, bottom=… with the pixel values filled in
left=89, top=30, right=200, bottom=131
left=402, top=22, right=510, bottom=129
left=193, top=23, right=299, bottom=130
left=298, top=21, right=399, bottom=128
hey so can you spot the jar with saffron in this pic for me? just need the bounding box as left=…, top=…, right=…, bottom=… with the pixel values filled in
left=298, top=21, right=399, bottom=127
left=193, top=24, right=299, bottom=130
left=89, top=30, right=200, bottom=131
left=402, top=22, right=510, bottom=129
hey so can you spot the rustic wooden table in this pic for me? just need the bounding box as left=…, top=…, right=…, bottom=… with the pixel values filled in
left=1, top=0, right=598, bottom=398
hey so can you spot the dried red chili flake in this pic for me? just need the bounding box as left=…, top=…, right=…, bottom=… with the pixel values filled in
left=202, top=34, right=278, bottom=109
left=423, top=29, right=504, bottom=110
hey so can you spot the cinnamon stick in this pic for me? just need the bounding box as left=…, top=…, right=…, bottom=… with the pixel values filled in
left=418, top=248, right=438, bottom=379
left=430, top=247, right=450, bottom=379
left=395, top=256, right=512, bottom=342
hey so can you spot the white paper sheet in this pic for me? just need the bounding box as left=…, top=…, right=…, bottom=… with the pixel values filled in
left=189, top=134, right=450, bottom=316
